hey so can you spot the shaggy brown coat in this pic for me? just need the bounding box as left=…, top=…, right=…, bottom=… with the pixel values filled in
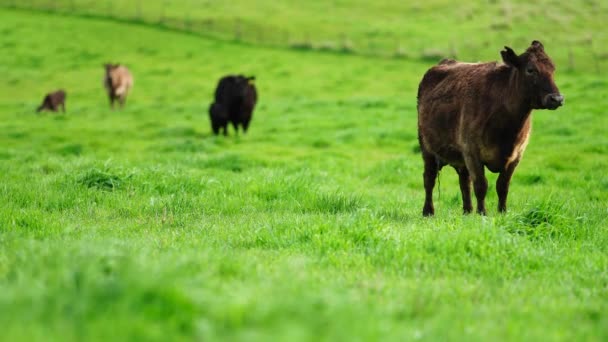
left=104, top=63, right=133, bottom=109
left=417, top=41, right=564, bottom=216
left=37, top=90, right=66, bottom=113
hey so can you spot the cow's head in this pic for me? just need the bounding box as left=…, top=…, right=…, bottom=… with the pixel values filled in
left=501, top=40, right=564, bottom=110
left=103, top=63, right=119, bottom=73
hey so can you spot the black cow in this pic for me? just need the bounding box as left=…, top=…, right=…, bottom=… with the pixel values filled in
left=209, top=75, right=257, bottom=135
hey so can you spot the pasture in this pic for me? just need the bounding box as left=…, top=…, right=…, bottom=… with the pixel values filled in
left=1, top=4, right=607, bottom=341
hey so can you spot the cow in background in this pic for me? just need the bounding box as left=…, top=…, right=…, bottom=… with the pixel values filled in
left=209, top=75, right=257, bottom=135
left=104, top=63, right=133, bottom=109
left=37, top=90, right=66, bottom=113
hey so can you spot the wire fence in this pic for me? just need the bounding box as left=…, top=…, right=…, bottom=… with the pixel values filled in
left=2, top=0, right=607, bottom=73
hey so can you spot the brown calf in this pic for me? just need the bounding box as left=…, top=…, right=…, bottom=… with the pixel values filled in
left=417, top=41, right=563, bottom=216
left=37, top=90, right=66, bottom=113
left=103, top=63, right=133, bottom=109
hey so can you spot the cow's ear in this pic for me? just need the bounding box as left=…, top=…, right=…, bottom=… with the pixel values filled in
left=501, top=46, right=520, bottom=68
left=531, top=40, right=544, bottom=51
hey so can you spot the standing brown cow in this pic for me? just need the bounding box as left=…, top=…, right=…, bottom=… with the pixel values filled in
left=37, top=90, right=66, bottom=113
left=417, top=41, right=564, bottom=216
left=103, top=63, right=133, bottom=109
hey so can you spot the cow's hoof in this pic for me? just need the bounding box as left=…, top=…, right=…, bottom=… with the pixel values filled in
left=422, top=206, right=434, bottom=217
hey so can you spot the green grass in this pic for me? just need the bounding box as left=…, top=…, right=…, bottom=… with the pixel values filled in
left=1, top=5, right=608, bottom=342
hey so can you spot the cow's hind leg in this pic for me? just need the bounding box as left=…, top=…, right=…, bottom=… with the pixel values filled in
left=422, top=150, right=439, bottom=216
left=455, top=166, right=473, bottom=214
left=463, top=154, right=488, bottom=215
left=496, top=159, right=520, bottom=213
left=242, top=119, right=251, bottom=133
left=109, top=94, right=116, bottom=109
left=211, top=120, right=220, bottom=135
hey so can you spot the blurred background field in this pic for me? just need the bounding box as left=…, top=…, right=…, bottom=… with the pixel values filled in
left=0, top=1, right=607, bottom=341
left=3, top=0, right=608, bottom=71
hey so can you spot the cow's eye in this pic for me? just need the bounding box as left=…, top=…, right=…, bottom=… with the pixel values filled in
left=526, top=68, right=536, bottom=75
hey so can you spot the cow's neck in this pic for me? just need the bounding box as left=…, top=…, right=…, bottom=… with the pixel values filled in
left=498, top=68, right=533, bottom=129
left=481, top=67, right=533, bottom=145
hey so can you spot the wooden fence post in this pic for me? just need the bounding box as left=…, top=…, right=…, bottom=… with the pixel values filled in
left=136, top=0, right=142, bottom=20
left=568, top=49, right=575, bottom=71
left=234, top=18, right=241, bottom=41
left=159, top=1, right=165, bottom=24
left=593, top=52, right=601, bottom=74
left=185, top=12, right=191, bottom=32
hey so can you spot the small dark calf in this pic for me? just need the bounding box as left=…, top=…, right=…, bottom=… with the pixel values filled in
left=209, top=75, right=257, bottom=135
left=37, top=90, right=66, bottom=113
left=209, top=102, right=229, bottom=135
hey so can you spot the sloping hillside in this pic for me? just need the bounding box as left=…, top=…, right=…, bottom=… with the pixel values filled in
left=3, top=0, right=608, bottom=70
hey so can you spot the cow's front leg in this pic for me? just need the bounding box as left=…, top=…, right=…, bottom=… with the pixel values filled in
left=464, top=154, right=487, bottom=215
left=496, top=159, right=520, bottom=213
left=109, top=94, right=116, bottom=109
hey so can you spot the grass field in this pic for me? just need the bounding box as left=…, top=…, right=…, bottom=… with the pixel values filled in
left=1, top=4, right=608, bottom=342
left=4, top=0, right=608, bottom=70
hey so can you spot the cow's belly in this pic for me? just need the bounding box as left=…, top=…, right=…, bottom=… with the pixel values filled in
left=431, top=144, right=466, bottom=168
left=480, top=142, right=528, bottom=173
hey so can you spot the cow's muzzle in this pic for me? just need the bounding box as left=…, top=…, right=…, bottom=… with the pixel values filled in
left=543, top=93, right=564, bottom=110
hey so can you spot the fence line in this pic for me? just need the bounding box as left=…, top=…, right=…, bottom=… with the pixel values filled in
left=1, top=0, right=606, bottom=73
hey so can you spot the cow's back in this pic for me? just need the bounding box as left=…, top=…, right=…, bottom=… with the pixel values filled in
left=418, top=62, right=495, bottom=109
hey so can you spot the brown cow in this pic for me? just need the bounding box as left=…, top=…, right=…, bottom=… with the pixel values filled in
left=37, top=90, right=66, bottom=113
left=103, top=63, right=133, bottom=109
left=417, top=40, right=563, bottom=216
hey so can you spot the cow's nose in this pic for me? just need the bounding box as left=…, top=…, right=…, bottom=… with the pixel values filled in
left=549, top=94, right=564, bottom=107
